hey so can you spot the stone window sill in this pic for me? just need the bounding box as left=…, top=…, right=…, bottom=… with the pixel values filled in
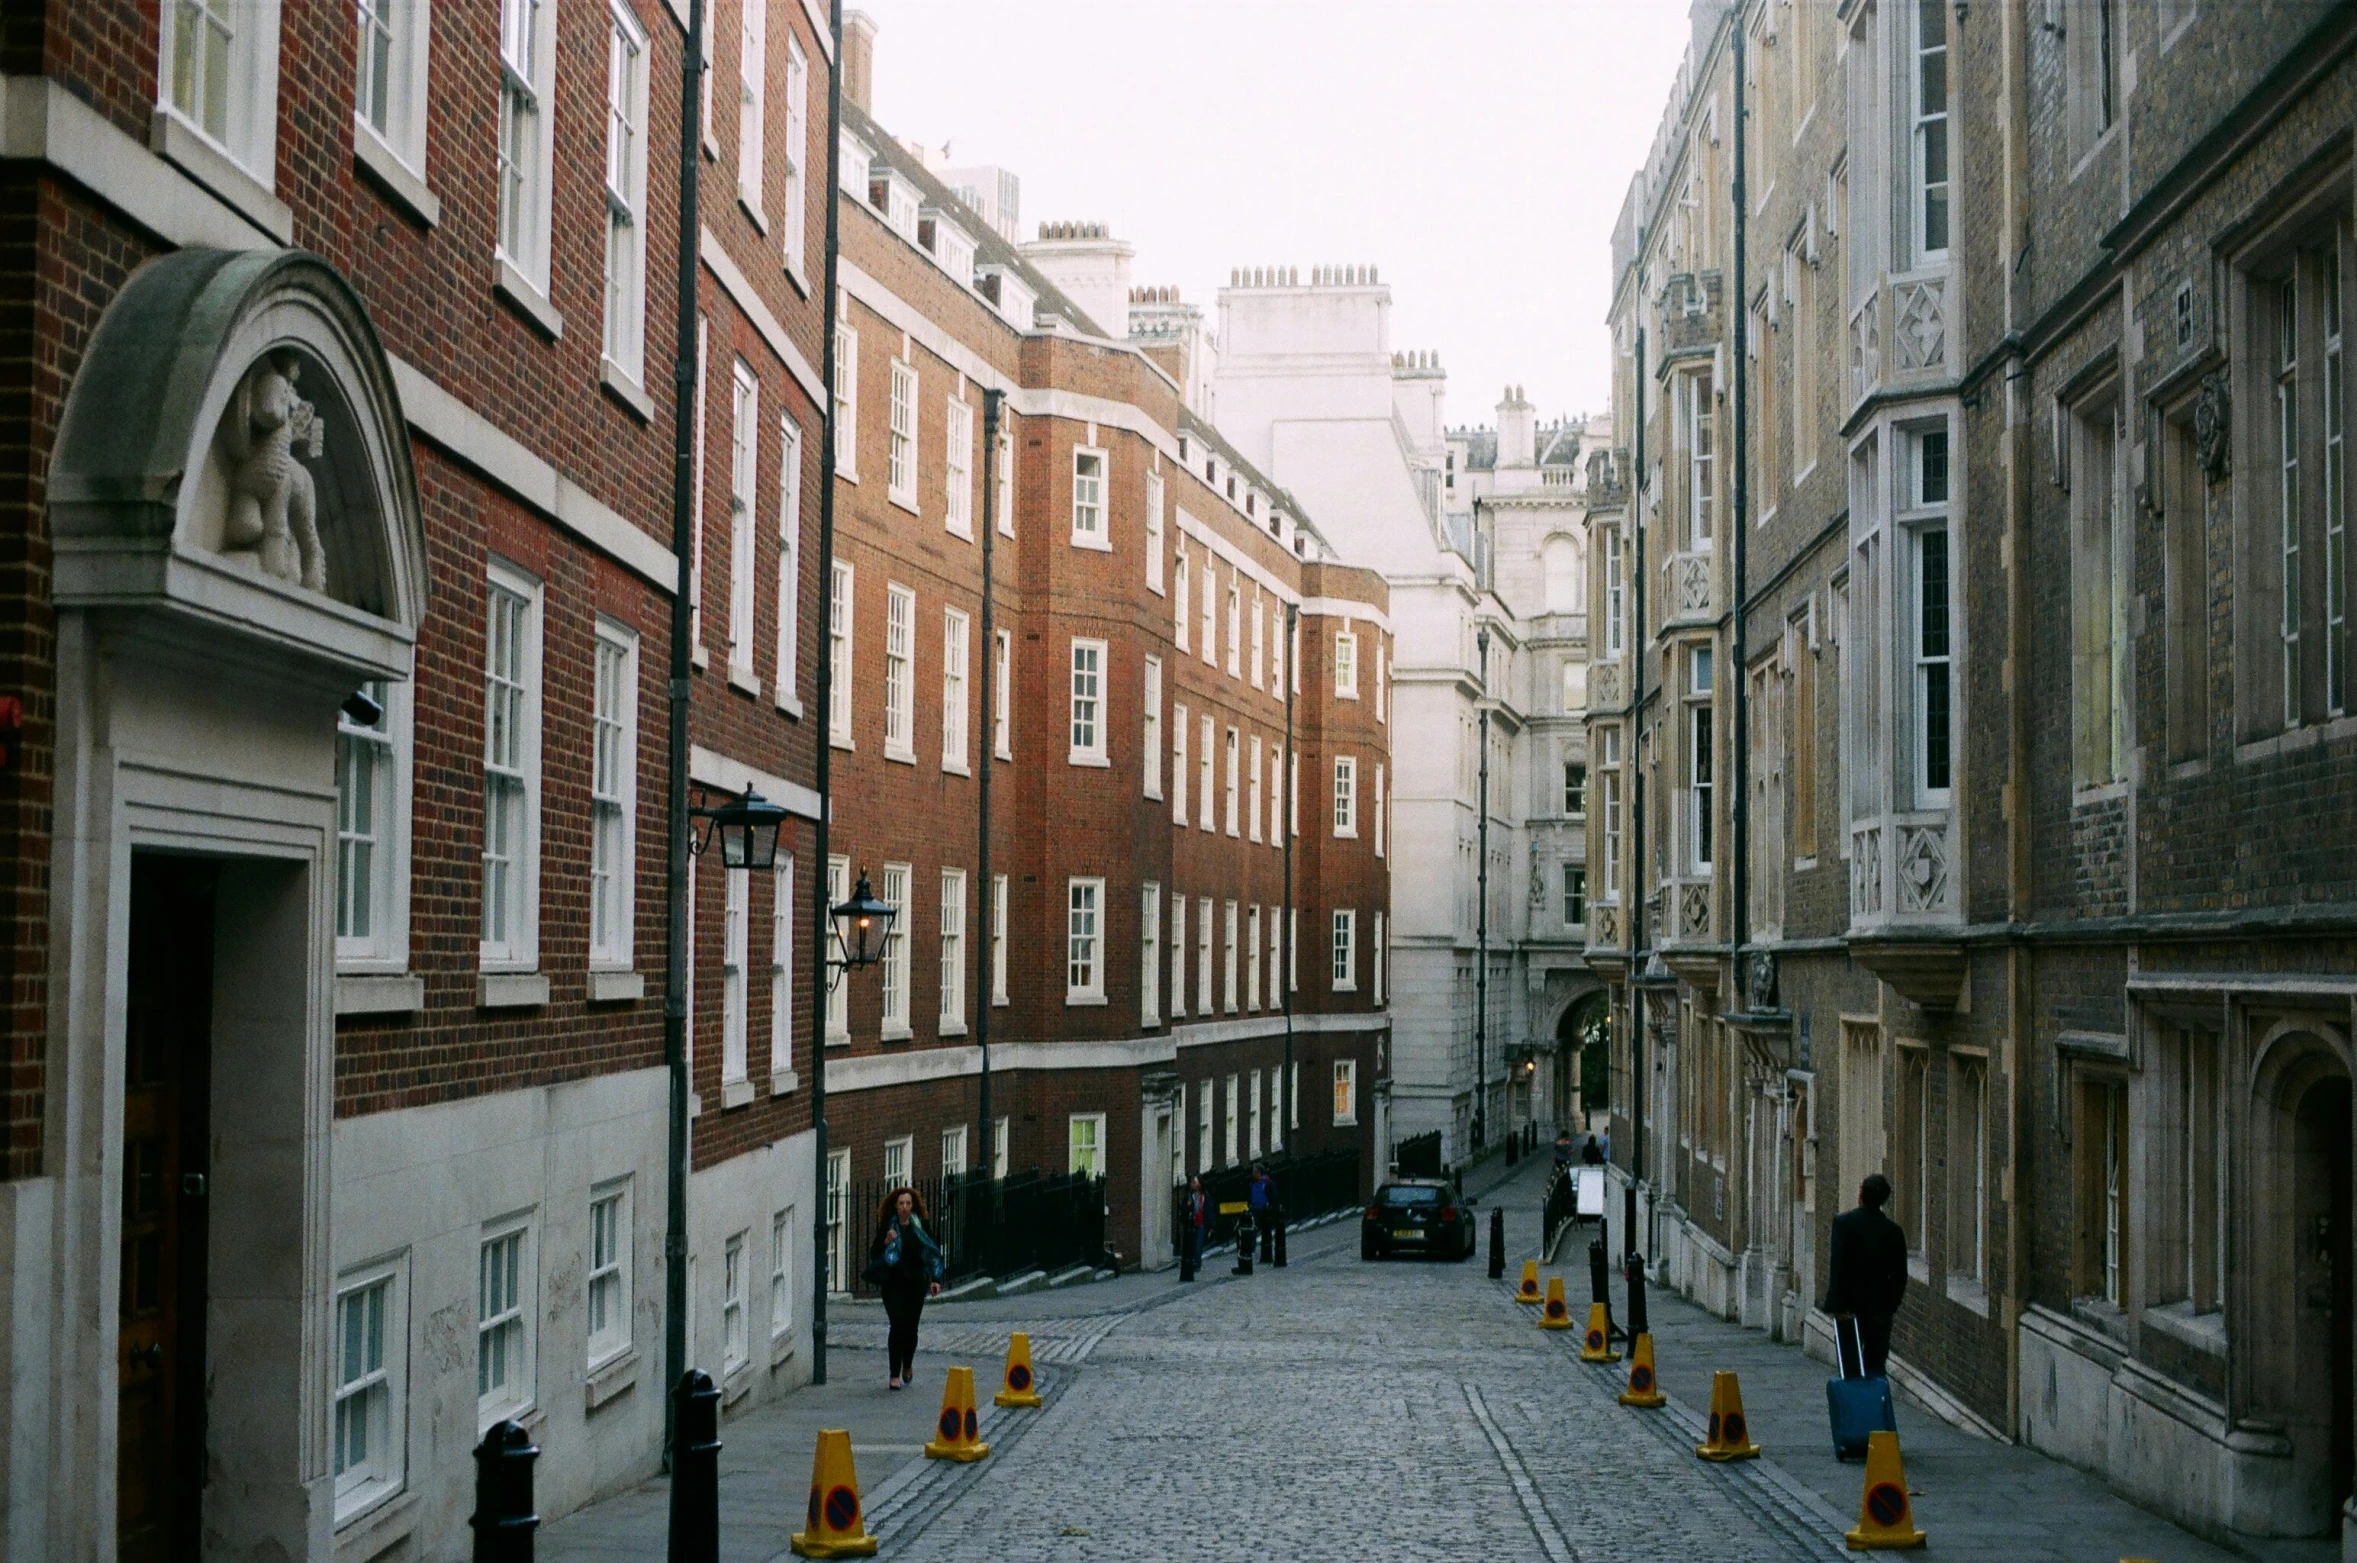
left=2143, top=1299, right=2228, bottom=1358
left=352, top=121, right=439, bottom=228
left=770, top=1069, right=800, bottom=1096
left=1944, top=1272, right=1991, bottom=1317
left=587, top=970, right=645, bottom=1004
left=479, top=972, right=551, bottom=1009
left=336, top=972, right=424, bottom=1016
left=776, top=690, right=804, bottom=720
left=728, top=663, right=763, bottom=699
left=722, top=1361, right=754, bottom=1406
left=721, top=1077, right=756, bottom=1110
left=495, top=257, right=564, bottom=341
left=584, top=1347, right=639, bottom=1412
left=601, top=358, right=653, bottom=423
left=769, top=1328, right=797, bottom=1367
left=880, top=1024, right=915, bottom=1042
left=333, top=1485, right=419, bottom=1561
left=151, top=108, right=293, bottom=242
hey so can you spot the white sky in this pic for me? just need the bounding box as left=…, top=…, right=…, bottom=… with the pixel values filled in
left=860, top=0, right=1694, bottom=434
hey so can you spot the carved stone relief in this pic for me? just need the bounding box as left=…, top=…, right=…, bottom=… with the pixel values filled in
left=1894, top=278, right=1947, bottom=371
left=215, top=350, right=328, bottom=592
left=1680, top=883, right=1711, bottom=938
left=2194, top=370, right=2231, bottom=481
left=1591, top=661, right=1621, bottom=708
left=1851, top=823, right=1883, bottom=918
left=1897, top=822, right=1950, bottom=914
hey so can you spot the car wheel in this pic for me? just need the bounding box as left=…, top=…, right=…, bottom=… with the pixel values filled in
left=1361, top=1234, right=1379, bottom=1261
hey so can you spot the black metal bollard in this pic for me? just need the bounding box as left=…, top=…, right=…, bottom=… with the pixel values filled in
left=1506, top=1132, right=1519, bottom=1166
left=1272, top=1205, right=1288, bottom=1268
left=1488, top=1205, right=1506, bottom=1279
left=1233, top=1213, right=1254, bottom=1275
left=1623, top=1251, right=1650, bottom=1339
left=1453, top=1165, right=1464, bottom=1197
left=472, top=1420, right=539, bottom=1563
left=668, top=1369, right=721, bottom=1563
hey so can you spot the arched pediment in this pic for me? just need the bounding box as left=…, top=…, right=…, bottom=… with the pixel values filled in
left=48, top=248, right=426, bottom=682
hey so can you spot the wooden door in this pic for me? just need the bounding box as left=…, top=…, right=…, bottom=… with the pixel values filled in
left=117, top=856, right=214, bottom=1563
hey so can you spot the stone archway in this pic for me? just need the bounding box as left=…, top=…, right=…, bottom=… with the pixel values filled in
left=2246, top=1017, right=2355, bottom=1539
left=32, top=248, right=426, bottom=1562
left=1544, top=984, right=1610, bottom=1131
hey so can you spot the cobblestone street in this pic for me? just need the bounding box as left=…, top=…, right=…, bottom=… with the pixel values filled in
left=864, top=1215, right=1841, bottom=1563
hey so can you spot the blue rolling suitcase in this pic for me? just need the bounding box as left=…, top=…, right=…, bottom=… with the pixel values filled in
left=1827, top=1314, right=1897, bottom=1461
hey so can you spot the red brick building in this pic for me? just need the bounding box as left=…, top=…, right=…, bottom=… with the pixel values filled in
left=0, top=0, right=829, bottom=1555
left=818, top=48, right=1393, bottom=1279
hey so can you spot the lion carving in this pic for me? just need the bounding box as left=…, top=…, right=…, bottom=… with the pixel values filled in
left=216, top=351, right=327, bottom=592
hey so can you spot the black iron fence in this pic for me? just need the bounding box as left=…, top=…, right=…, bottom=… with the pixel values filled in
left=1394, top=1129, right=1444, bottom=1178
left=837, top=1168, right=1109, bottom=1298
left=1176, top=1148, right=1362, bottom=1250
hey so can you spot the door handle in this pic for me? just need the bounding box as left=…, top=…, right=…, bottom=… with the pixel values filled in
left=181, top=1173, right=206, bottom=1199
left=130, top=1342, right=164, bottom=1369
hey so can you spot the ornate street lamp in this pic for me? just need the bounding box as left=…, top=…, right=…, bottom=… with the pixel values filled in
left=691, top=787, right=789, bottom=870
left=827, top=868, right=898, bottom=981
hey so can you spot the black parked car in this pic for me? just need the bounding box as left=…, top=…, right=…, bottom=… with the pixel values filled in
left=1360, top=1180, right=1475, bottom=1261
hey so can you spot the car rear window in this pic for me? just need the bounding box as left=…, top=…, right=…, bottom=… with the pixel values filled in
left=1380, top=1185, right=1442, bottom=1206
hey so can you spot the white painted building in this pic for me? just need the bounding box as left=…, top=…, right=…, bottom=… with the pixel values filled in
left=1207, top=269, right=1606, bottom=1161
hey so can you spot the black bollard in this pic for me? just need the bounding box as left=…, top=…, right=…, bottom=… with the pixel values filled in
left=1177, top=1190, right=1196, bottom=1282
left=472, top=1420, right=540, bottom=1563
left=1273, top=1205, right=1288, bottom=1268
left=668, top=1369, right=721, bottom=1563
left=1506, top=1132, right=1518, bottom=1166
left=1623, top=1251, right=1650, bottom=1339
left=1233, top=1213, right=1254, bottom=1275
left=1488, top=1205, right=1506, bottom=1279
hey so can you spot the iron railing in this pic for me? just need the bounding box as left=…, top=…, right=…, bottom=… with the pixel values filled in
left=839, top=1168, right=1108, bottom=1297
left=1177, top=1148, right=1363, bottom=1250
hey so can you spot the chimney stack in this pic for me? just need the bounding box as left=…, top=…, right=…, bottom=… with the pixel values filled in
left=843, top=10, right=878, bottom=114
left=1497, top=385, right=1536, bottom=469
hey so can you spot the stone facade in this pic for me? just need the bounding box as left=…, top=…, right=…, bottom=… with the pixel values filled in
left=1591, top=0, right=2357, bottom=1548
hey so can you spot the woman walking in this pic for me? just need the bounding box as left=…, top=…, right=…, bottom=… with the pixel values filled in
left=866, top=1186, right=944, bottom=1390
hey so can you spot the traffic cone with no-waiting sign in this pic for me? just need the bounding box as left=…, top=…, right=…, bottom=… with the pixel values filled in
left=993, top=1332, right=1042, bottom=1408
left=1539, top=1275, right=1574, bottom=1329
left=923, top=1366, right=991, bottom=1463
left=1516, top=1259, right=1542, bottom=1303
left=788, top=1429, right=878, bottom=1558
left=1580, top=1301, right=1622, bottom=1361
left=1617, top=1332, right=1667, bottom=1408
left=1695, top=1370, right=1761, bottom=1461
left=1844, top=1429, right=1927, bottom=1549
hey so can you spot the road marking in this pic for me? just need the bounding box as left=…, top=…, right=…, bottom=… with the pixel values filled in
left=1462, top=1382, right=1580, bottom=1563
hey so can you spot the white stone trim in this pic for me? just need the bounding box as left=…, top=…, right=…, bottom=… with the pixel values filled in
left=587, top=970, right=646, bottom=1003
left=351, top=120, right=440, bottom=228
left=1299, top=597, right=1391, bottom=635
left=0, top=74, right=274, bottom=251
left=688, top=743, right=823, bottom=822
left=700, top=227, right=827, bottom=411
left=477, top=972, right=550, bottom=1009
left=387, top=357, right=677, bottom=592
left=148, top=107, right=293, bottom=242
left=336, top=973, right=425, bottom=1016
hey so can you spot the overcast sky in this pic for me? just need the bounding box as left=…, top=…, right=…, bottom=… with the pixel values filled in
left=860, top=0, right=1694, bottom=433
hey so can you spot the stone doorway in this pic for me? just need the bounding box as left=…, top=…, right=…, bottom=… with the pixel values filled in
left=2293, top=1075, right=2352, bottom=1520
left=116, top=855, right=216, bottom=1563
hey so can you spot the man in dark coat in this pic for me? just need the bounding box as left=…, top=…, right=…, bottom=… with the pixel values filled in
left=1823, top=1173, right=1908, bottom=1376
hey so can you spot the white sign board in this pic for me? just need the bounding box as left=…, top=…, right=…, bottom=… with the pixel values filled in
left=1575, top=1166, right=1605, bottom=1217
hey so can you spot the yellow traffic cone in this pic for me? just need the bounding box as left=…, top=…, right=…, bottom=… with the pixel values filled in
left=923, top=1365, right=991, bottom=1463
left=1617, top=1331, right=1667, bottom=1408
left=1517, top=1259, right=1542, bottom=1303
left=789, top=1428, right=879, bottom=1558
left=1539, top=1275, right=1575, bottom=1329
left=1695, top=1370, right=1761, bottom=1461
left=993, top=1332, right=1043, bottom=1408
left=1844, top=1429, right=1927, bottom=1549
left=1579, top=1302, right=1622, bottom=1362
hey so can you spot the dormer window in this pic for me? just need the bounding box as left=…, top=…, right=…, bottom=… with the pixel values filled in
left=922, top=209, right=977, bottom=287
left=868, top=168, right=919, bottom=240
left=838, top=130, right=872, bottom=199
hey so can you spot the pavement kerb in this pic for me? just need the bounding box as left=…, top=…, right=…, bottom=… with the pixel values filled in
left=1490, top=1264, right=1854, bottom=1560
